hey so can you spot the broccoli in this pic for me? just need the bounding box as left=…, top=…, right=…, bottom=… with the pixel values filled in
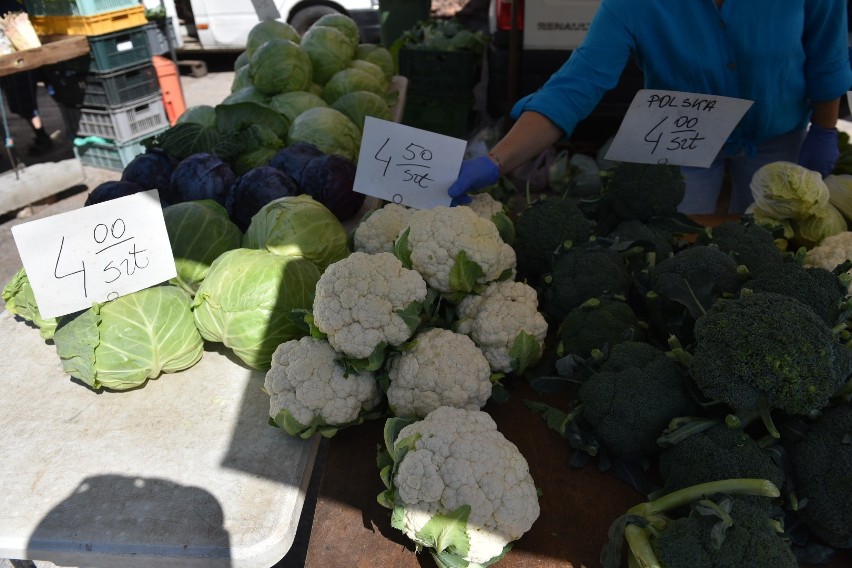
left=695, top=219, right=785, bottom=272
left=787, top=403, right=852, bottom=549
left=582, top=162, right=686, bottom=234
left=544, top=243, right=633, bottom=322
left=656, top=421, right=785, bottom=498
left=602, top=479, right=793, bottom=568
left=608, top=218, right=678, bottom=271
left=745, top=261, right=850, bottom=326
left=576, top=341, right=698, bottom=461
left=512, top=197, right=594, bottom=279
left=556, top=296, right=645, bottom=358
left=690, top=291, right=852, bottom=421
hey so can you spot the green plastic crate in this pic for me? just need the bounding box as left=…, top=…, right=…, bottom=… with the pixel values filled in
left=87, top=26, right=151, bottom=73
left=73, top=130, right=166, bottom=170
left=82, top=63, right=160, bottom=108
left=401, top=92, right=473, bottom=139
left=24, top=0, right=139, bottom=16
left=398, top=48, right=482, bottom=97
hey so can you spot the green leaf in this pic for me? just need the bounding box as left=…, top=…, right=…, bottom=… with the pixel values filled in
left=395, top=301, right=424, bottom=335
left=271, top=407, right=313, bottom=438
left=448, top=250, right=484, bottom=294
left=508, top=330, right=543, bottom=375
left=377, top=488, right=395, bottom=509
left=491, top=211, right=516, bottom=245
left=378, top=463, right=394, bottom=490
left=215, top=101, right=289, bottom=140
left=394, top=227, right=413, bottom=269
left=390, top=504, right=407, bottom=531
left=153, top=123, right=220, bottom=159
left=416, top=505, right=472, bottom=557
left=383, top=416, right=417, bottom=462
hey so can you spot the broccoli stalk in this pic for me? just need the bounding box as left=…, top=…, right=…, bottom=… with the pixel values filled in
left=603, top=479, right=782, bottom=568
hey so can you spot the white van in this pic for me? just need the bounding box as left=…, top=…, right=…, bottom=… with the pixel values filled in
left=147, top=0, right=380, bottom=51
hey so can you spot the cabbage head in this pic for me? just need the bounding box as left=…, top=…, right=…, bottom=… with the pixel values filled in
left=299, top=25, right=355, bottom=85
left=287, top=107, right=361, bottom=162
left=243, top=194, right=349, bottom=270
left=246, top=19, right=301, bottom=55
left=163, top=200, right=243, bottom=296
left=230, top=64, right=253, bottom=92
left=750, top=161, right=830, bottom=220
left=53, top=285, right=203, bottom=391
left=191, top=249, right=320, bottom=370
left=312, top=13, right=360, bottom=49
left=355, top=43, right=395, bottom=79
left=2, top=267, right=58, bottom=339
left=331, top=90, right=391, bottom=131
left=177, top=105, right=216, bottom=127
left=249, top=38, right=313, bottom=96
left=268, top=90, right=328, bottom=124
left=223, top=85, right=269, bottom=106
left=348, top=59, right=388, bottom=89
left=234, top=50, right=250, bottom=70
left=322, top=67, right=387, bottom=104
left=792, top=202, right=848, bottom=247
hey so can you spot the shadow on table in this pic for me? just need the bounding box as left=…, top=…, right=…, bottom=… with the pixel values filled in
left=27, top=474, right=231, bottom=567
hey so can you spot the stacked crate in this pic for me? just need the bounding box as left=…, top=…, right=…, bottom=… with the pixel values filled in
left=398, top=47, right=482, bottom=139
left=27, top=0, right=170, bottom=170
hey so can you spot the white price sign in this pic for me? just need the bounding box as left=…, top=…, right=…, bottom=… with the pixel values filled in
left=605, top=89, right=753, bottom=168
left=353, top=116, right=467, bottom=209
left=12, top=190, right=177, bottom=319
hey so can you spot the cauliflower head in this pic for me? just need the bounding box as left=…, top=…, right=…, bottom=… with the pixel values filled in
left=803, top=230, right=852, bottom=293
left=264, top=336, right=382, bottom=438
left=466, top=193, right=505, bottom=219
left=385, top=406, right=541, bottom=565
left=397, top=206, right=516, bottom=294
left=456, top=280, right=548, bottom=373
left=387, top=327, right=492, bottom=418
left=353, top=203, right=413, bottom=254
left=312, top=252, right=428, bottom=359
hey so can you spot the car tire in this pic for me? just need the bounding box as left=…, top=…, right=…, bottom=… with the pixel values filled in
left=290, top=5, right=339, bottom=35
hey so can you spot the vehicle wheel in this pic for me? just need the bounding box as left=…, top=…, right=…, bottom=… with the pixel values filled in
left=290, top=5, right=338, bottom=35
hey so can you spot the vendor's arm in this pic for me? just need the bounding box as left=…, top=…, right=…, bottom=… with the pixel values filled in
left=489, top=112, right=563, bottom=175
left=810, top=98, right=841, bottom=130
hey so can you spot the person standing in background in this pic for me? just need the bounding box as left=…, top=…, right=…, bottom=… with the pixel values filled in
left=449, top=0, right=852, bottom=214
left=0, top=0, right=54, bottom=155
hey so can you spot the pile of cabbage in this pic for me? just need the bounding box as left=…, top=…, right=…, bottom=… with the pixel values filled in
left=152, top=15, right=396, bottom=172
left=2, top=190, right=350, bottom=391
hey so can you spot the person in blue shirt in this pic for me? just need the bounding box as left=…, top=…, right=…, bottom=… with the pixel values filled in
left=449, top=0, right=852, bottom=214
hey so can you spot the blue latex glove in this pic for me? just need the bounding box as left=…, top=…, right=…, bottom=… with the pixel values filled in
left=798, top=124, right=839, bottom=177
left=447, top=155, right=500, bottom=206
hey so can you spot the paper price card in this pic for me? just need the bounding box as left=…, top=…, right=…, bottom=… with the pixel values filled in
left=353, top=116, right=467, bottom=209
left=604, top=89, right=753, bottom=168
left=11, top=190, right=176, bottom=319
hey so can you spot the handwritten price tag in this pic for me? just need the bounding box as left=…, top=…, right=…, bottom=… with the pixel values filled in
left=604, top=89, right=753, bottom=168
left=353, top=116, right=467, bottom=209
left=11, top=190, right=176, bottom=319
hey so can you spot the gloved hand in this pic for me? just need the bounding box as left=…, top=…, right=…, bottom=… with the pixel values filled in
left=447, top=155, right=501, bottom=206
left=798, top=124, right=839, bottom=177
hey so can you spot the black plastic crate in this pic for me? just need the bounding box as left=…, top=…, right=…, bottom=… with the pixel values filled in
left=398, top=48, right=482, bottom=97
left=402, top=92, right=473, bottom=139
left=87, top=26, right=151, bottom=73
left=82, top=63, right=160, bottom=107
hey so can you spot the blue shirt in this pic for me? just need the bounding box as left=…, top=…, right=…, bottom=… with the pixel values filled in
left=512, top=0, right=852, bottom=154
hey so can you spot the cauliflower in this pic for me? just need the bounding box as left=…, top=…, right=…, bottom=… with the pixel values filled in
left=466, top=193, right=505, bottom=219
left=312, top=251, right=428, bottom=360
left=386, top=327, right=492, bottom=418
left=378, top=406, right=541, bottom=565
left=352, top=203, right=413, bottom=254
left=803, top=230, right=852, bottom=293
left=395, top=206, right=516, bottom=295
left=456, top=280, right=548, bottom=374
left=264, top=337, right=382, bottom=438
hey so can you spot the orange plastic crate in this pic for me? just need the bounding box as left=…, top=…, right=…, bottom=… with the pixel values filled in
left=31, top=5, right=147, bottom=36
left=152, top=55, right=185, bottom=126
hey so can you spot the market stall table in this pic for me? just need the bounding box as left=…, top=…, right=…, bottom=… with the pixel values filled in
left=0, top=310, right=318, bottom=568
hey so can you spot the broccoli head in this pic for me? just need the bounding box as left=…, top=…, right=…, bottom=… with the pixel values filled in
left=608, top=218, right=678, bottom=271
left=556, top=296, right=645, bottom=358
left=544, top=244, right=632, bottom=322
left=513, top=197, right=594, bottom=279
left=585, top=162, right=686, bottom=233
left=746, top=261, right=849, bottom=326
left=691, top=292, right=852, bottom=417
left=648, top=245, right=744, bottom=313
left=787, top=403, right=852, bottom=548
left=657, top=422, right=785, bottom=497
left=654, top=494, right=797, bottom=568
left=577, top=341, right=698, bottom=461
left=696, top=219, right=784, bottom=272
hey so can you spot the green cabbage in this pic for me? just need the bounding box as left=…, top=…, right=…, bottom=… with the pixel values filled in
left=355, top=43, right=395, bottom=79
left=243, top=194, right=350, bottom=270
left=249, top=38, right=313, bottom=96
left=53, top=285, right=203, bottom=391
left=348, top=59, right=388, bottom=88
left=230, top=64, right=252, bottom=92
left=163, top=200, right=243, bottom=295
left=286, top=107, right=361, bottom=162
left=234, top=50, right=250, bottom=70
left=299, top=25, right=356, bottom=85
left=222, top=85, right=269, bottom=106
left=176, top=105, right=216, bottom=127
left=311, top=13, right=360, bottom=49
left=792, top=202, right=849, bottom=247
left=750, top=161, right=830, bottom=220
left=331, top=90, right=391, bottom=131
left=2, top=267, right=58, bottom=339
left=322, top=67, right=387, bottom=104
left=268, top=90, right=328, bottom=124
left=245, top=19, right=301, bottom=55
left=191, top=248, right=320, bottom=370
